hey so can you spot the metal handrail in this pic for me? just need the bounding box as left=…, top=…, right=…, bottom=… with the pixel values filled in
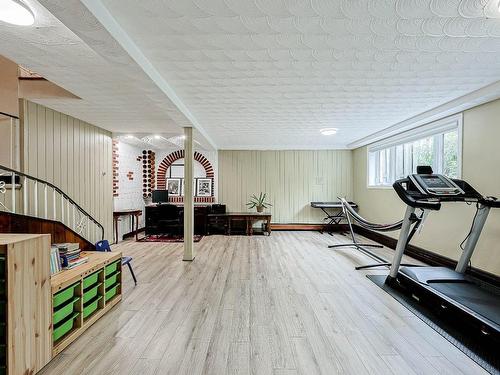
left=0, top=112, right=19, bottom=120
left=0, top=163, right=104, bottom=241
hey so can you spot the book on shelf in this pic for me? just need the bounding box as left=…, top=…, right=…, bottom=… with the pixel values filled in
left=63, top=256, right=88, bottom=270
left=50, top=246, right=62, bottom=275
left=52, top=242, right=84, bottom=269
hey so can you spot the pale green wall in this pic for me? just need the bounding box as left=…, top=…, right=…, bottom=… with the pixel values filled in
left=21, top=100, right=114, bottom=241
left=353, top=98, right=500, bottom=276
left=219, top=150, right=353, bottom=224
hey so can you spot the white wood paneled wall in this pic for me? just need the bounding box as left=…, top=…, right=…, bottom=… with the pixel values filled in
left=218, top=150, right=353, bottom=224
left=20, top=100, right=113, bottom=240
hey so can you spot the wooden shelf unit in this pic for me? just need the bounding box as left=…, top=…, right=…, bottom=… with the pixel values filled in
left=51, top=251, right=122, bottom=356
left=0, top=234, right=123, bottom=374
left=0, top=234, right=52, bottom=375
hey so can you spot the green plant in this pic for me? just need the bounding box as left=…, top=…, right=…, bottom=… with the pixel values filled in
left=246, top=192, right=272, bottom=211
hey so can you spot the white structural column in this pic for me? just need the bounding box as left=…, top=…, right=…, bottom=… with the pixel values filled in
left=183, top=127, right=195, bottom=261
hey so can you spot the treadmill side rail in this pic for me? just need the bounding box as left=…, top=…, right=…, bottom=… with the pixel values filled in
left=387, top=206, right=415, bottom=279
left=455, top=204, right=491, bottom=274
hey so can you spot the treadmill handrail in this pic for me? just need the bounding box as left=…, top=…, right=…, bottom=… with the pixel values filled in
left=480, top=197, right=500, bottom=208
left=393, top=178, right=442, bottom=210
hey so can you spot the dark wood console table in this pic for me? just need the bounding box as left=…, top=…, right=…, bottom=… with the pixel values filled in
left=113, top=209, right=142, bottom=243
left=207, top=212, right=272, bottom=236
left=145, top=204, right=209, bottom=236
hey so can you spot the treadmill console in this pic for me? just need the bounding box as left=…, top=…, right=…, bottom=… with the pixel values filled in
left=392, top=166, right=484, bottom=210
left=410, top=174, right=465, bottom=196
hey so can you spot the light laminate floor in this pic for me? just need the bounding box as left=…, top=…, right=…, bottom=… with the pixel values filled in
left=39, top=231, right=487, bottom=375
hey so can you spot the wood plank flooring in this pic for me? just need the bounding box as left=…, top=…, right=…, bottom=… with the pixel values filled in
left=39, top=231, right=488, bottom=375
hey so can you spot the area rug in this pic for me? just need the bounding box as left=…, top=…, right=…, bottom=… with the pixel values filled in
left=367, top=274, right=498, bottom=374
left=138, top=234, right=203, bottom=243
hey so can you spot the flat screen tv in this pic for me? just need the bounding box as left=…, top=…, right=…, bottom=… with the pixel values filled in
left=152, top=190, right=169, bottom=204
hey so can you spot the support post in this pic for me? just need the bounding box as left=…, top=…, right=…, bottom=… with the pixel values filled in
left=183, top=127, right=195, bottom=261
left=11, top=172, right=16, bottom=213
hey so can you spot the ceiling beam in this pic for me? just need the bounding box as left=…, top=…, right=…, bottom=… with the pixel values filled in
left=80, top=0, right=217, bottom=150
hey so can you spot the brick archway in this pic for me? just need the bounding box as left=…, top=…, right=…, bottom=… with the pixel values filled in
left=157, top=150, right=215, bottom=203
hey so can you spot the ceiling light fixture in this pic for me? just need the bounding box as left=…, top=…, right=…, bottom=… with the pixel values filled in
left=0, top=0, right=35, bottom=26
left=154, top=135, right=161, bottom=139
left=320, top=128, right=338, bottom=136
left=124, top=134, right=134, bottom=139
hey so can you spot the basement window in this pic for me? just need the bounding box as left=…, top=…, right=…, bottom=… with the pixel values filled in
left=368, top=114, right=462, bottom=187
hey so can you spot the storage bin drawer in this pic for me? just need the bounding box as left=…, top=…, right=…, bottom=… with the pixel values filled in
left=105, top=271, right=121, bottom=289
left=83, top=283, right=102, bottom=304
left=105, top=260, right=120, bottom=276
left=53, top=283, right=79, bottom=309
left=105, top=284, right=120, bottom=302
left=53, top=312, right=79, bottom=343
left=83, top=271, right=100, bottom=290
left=0, top=301, right=4, bottom=321
left=53, top=296, right=79, bottom=326
left=83, top=296, right=102, bottom=319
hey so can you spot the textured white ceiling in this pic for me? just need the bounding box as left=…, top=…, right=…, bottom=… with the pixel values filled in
left=98, top=0, right=500, bottom=149
left=2, top=0, right=500, bottom=149
left=0, top=0, right=214, bottom=148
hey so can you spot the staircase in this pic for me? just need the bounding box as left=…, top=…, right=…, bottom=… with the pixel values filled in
left=0, top=164, right=104, bottom=247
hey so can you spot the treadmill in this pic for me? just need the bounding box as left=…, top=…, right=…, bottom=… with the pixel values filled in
left=387, top=166, right=500, bottom=338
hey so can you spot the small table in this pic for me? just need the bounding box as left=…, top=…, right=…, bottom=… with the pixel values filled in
left=310, top=201, right=358, bottom=234
left=207, top=212, right=272, bottom=236
left=113, top=209, right=142, bottom=243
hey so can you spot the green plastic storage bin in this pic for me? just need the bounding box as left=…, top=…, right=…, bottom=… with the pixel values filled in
left=53, top=312, right=79, bottom=343
left=105, top=260, right=120, bottom=276
left=83, top=283, right=102, bottom=304
left=52, top=296, right=79, bottom=326
left=105, top=283, right=120, bottom=302
left=53, top=283, right=79, bottom=309
left=82, top=271, right=100, bottom=290
left=83, top=296, right=102, bottom=319
left=105, top=271, right=121, bottom=289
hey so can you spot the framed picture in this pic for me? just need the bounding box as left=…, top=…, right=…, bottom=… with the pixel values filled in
left=166, top=178, right=181, bottom=196
left=197, top=178, right=212, bottom=197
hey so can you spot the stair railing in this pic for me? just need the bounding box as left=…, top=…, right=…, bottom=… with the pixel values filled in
left=0, top=164, right=104, bottom=244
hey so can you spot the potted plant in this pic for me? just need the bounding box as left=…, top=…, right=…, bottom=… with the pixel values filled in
left=246, top=192, right=272, bottom=213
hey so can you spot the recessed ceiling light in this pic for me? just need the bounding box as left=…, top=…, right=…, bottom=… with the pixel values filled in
left=320, top=128, right=338, bottom=136
left=125, top=135, right=134, bottom=139
left=154, top=135, right=161, bottom=139
left=0, top=0, right=35, bottom=26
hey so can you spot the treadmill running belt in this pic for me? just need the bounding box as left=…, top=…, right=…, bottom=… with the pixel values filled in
left=429, top=282, right=500, bottom=326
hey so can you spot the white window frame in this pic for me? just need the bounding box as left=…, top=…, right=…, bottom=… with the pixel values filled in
left=367, top=114, right=463, bottom=188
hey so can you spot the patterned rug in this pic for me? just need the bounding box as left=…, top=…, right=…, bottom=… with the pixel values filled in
left=138, top=234, right=203, bottom=243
